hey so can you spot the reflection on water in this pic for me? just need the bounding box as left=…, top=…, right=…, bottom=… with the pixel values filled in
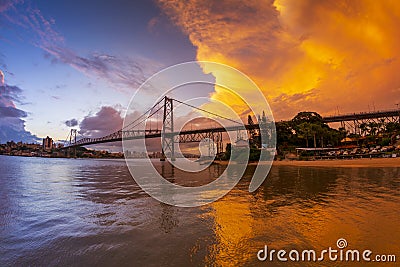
left=0, top=155, right=399, bottom=266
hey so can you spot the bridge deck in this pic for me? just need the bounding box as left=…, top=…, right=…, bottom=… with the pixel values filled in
left=323, top=109, right=400, bottom=123
left=63, top=124, right=261, bottom=148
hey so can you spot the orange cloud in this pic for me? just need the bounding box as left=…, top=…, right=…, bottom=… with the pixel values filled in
left=157, top=0, right=400, bottom=120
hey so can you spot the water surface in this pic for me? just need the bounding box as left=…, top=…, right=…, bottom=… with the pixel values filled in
left=0, top=155, right=399, bottom=266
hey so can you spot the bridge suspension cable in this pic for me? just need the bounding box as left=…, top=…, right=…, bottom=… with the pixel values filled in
left=123, top=102, right=163, bottom=130
left=172, top=98, right=243, bottom=125
left=64, top=131, right=71, bottom=145
left=124, top=104, right=164, bottom=131
left=147, top=104, right=164, bottom=122
left=121, top=97, right=164, bottom=131
left=122, top=96, right=243, bottom=132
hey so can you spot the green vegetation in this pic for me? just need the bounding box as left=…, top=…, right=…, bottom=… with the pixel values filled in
left=276, top=111, right=344, bottom=152
left=223, top=111, right=400, bottom=161
left=275, top=111, right=400, bottom=159
left=0, top=141, right=124, bottom=158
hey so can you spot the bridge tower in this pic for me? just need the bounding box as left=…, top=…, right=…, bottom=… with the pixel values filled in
left=68, top=129, right=77, bottom=158
left=161, top=96, right=175, bottom=161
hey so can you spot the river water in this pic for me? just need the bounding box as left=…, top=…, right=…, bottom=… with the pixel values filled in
left=0, top=155, right=399, bottom=266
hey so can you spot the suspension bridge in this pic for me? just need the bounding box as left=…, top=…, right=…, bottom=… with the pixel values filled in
left=62, top=95, right=399, bottom=158
left=62, top=96, right=272, bottom=159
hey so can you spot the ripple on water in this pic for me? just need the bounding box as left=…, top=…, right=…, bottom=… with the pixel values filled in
left=0, top=156, right=399, bottom=266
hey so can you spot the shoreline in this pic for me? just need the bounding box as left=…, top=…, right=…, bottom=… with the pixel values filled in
left=271, top=157, right=400, bottom=167
left=215, top=157, right=400, bottom=167
left=2, top=154, right=400, bottom=167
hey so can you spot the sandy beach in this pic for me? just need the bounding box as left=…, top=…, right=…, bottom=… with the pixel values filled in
left=272, top=157, right=400, bottom=167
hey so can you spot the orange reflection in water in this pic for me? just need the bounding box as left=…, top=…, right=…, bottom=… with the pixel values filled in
left=208, top=196, right=256, bottom=266
left=199, top=166, right=400, bottom=266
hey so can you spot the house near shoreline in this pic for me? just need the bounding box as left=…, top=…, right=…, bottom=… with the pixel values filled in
left=295, top=147, right=339, bottom=156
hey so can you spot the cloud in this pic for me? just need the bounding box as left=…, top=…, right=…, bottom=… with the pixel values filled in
left=64, top=118, right=78, bottom=127
left=0, top=84, right=23, bottom=106
left=1, top=2, right=162, bottom=93
left=0, top=70, right=4, bottom=85
left=0, top=119, right=38, bottom=143
left=0, top=78, right=38, bottom=143
left=43, top=48, right=160, bottom=92
left=0, top=84, right=38, bottom=142
left=157, top=0, right=400, bottom=119
left=0, top=106, right=27, bottom=118
left=0, top=0, right=18, bottom=13
left=79, top=106, right=123, bottom=138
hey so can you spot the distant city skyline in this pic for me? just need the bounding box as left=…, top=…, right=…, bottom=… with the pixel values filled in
left=1, top=0, right=400, bottom=144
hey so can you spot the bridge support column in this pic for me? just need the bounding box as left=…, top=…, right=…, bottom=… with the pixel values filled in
left=213, top=132, right=223, bottom=155
left=162, top=96, right=175, bottom=161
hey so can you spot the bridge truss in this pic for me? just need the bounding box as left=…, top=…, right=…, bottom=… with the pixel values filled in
left=323, top=109, right=400, bottom=135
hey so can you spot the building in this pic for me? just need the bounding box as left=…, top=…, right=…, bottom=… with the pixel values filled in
left=42, top=136, right=53, bottom=151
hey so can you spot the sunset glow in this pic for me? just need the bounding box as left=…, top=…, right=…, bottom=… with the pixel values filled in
left=158, top=0, right=400, bottom=120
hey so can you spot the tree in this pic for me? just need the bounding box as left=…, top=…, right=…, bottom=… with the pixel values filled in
left=310, top=123, right=326, bottom=148
left=276, top=121, right=295, bottom=145
left=292, top=111, right=323, bottom=125
left=359, top=123, right=368, bottom=136
left=223, top=143, right=231, bottom=160
left=296, top=122, right=313, bottom=147
left=291, top=112, right=328, bottom=148
left=367, top=122, right=378, bottom=136
left=338, top=127, right=348, bottom=139
left=385, top=122, right=400, bottom=134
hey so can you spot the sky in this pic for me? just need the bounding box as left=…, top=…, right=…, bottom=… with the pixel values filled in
left=0, top=0, right=400, bottom=144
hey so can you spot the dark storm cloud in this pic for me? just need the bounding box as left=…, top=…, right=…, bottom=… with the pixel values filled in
left=0, top=85, right=27, bottom=118
left=0, top=106, right=27, bottom=118
left=0, top=84, right=38, bottom=142
left=0, top=84, right=23, bottom=103
left=64, top=118, right=78, bottom=127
